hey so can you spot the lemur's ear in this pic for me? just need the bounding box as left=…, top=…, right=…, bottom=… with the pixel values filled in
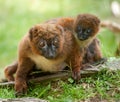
left=29, top=25, right=40, bottom=41
left=56, top=25, right=64, bottom=36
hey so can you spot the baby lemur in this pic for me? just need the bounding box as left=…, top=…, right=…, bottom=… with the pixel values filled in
left=73, top=14, right=103, bottom=65
left=4, top=14, right=101, bottom=95
left=46, top=14, right=102, bottom=69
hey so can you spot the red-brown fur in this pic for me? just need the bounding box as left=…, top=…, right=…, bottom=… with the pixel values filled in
left=4, top=14, right=102, bottom=95
left=4, top=23, right=81, bottom=95
left=83, top=38, right=103, bottom=64
left=4, top=61, right=18, bottom=81
left=46, top=13, right=102, bottom=76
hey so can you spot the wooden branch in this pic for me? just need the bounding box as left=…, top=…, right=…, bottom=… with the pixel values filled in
left=101, top=21, right=120, bottom=33
left=101, top=20, right=120, bottom=56
left=0, top=70, right=97, bottom=87
left=0, top=58, right=120, bottom=87
left=0, top=81, right=15, bottom=87
left=0, top=97, right=47, bottom=102
left=29, top=71, right=70, bottom=83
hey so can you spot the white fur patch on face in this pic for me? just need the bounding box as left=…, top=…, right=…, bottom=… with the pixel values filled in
left=29, top=54, right=67, bottom=72
left=73, top=31, right=96, bottom=48
left=78, top=37, right=94, bottom=48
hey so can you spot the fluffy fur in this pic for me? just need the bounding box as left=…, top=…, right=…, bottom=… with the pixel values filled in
left=46, top=13, right=102, bottom=77
left=4, top=14, right=103, bottom=95
left=4, top=23, right=81, bottom=95
left=83, top=38, right=103, bottom=64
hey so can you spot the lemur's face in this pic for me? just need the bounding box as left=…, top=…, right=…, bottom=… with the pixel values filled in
left=74, top=14, right=100, bottom=41
left=75, top=25, right=92, bottom=41
left=29, top=24, right=64, bottom=59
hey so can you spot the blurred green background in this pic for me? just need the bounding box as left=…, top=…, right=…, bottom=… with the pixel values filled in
left=0, top=0, right=120, bottom=77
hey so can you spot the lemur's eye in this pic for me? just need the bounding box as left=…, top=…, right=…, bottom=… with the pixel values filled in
left=76, top=26, right=83, bottom=34
left=86, top=28, right=92, bottom=33
left=39, top=39, right=46, bottom=47
left=78, top=26, right=82, bottom=31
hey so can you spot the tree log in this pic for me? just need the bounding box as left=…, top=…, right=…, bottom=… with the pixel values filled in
left=0, top=97, right=48, bottom=102
left=101, top=21, right=120, bottom=56
left=101, top=21, right=120, bottom=33
left=0, top=58, right=120, bottom=87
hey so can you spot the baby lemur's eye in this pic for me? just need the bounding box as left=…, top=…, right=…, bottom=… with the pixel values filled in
left=77, top=26, right=82, bottom=31
left=78, top=26, right=81, bottom=30
left=77, top=26, right=83, bottom=34
left=39, top=39, right=46, bottom=47
left=86, top=28, right=92, bottom=33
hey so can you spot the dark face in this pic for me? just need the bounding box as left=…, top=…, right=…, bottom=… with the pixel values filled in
left=74, top=14, right=100, bottom=41
left=29, top=24, right=64, bottom=59
left=37, top=36, right=59, bottom=59
left=76, top=25, right=92, bottom=41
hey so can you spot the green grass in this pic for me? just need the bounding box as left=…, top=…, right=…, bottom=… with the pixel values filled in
left=0, top=85, right=15, bottom=98
left=1, top=70, right=120, bottom=101
left=0, top=0, right=120, bottom=101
